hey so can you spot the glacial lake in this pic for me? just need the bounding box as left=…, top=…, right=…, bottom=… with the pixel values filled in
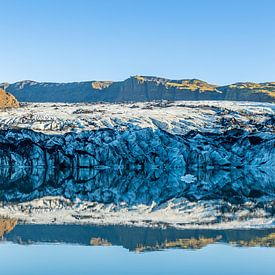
left=0, top=224, right=274, bottom=275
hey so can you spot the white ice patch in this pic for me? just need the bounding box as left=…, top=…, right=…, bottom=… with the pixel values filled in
left=180, top=174, right=197, bottom=183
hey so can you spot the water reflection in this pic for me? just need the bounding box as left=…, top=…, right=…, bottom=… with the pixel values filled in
left=1, top=219, right=274, bottom=252
left=0, top=167, right=274, bottom=205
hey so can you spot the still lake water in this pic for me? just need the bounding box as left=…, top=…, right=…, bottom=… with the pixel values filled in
left=0, top=224, right=274, bottom=275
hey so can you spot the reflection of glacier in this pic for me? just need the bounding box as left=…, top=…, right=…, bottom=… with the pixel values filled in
left=0, top=167, right=274, bottom=206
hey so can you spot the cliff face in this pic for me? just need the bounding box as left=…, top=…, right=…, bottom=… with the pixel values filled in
left=0, top=88, right=19, bottom=108
left=219, top=82, right=275, bottom=101
left=100, top=77, right=224, bottom=102
left=1, top=76, right=274, bottom=103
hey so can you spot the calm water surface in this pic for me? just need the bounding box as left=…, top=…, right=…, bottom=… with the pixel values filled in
left=0, top=243, right=274, bottom=275
left=0, top=225, right=274, bottom=275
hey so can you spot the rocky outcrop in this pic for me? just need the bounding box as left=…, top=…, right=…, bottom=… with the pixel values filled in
left=1, top=76, right=274, bottom=103
left=0, top=218, right=17, bottom=237
left=0, top=88, right=19, bottom=108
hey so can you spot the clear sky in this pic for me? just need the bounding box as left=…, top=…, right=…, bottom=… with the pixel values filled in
left=0, top=0, right=274, bottom=84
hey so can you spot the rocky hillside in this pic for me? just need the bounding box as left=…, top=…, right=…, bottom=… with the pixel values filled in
left=1, top=76, right=274, bottom=103
left=0, top=88, right=19, bottom=108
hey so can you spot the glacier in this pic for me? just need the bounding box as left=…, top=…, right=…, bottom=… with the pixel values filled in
left=0, top=101, right=274, bottom=228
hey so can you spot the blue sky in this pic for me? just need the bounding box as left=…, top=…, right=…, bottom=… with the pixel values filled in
left=0, top=0, right=274, bottom=84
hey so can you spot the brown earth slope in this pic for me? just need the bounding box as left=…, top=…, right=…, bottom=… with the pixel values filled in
left=0, top=218, right=17, bottom=237
left=0, top=88, right=19, bottom=108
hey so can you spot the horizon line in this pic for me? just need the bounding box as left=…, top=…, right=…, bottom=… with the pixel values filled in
left=1, top=75, right=274, bottom=86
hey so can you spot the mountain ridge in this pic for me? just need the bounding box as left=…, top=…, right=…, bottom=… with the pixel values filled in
left=0, top=75, right=274, bottom=103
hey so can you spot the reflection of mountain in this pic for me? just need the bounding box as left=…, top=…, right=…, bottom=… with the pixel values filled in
left=2, top=223, right=275, bottom=251
left=230, top=233, right=275, bottom=248
left=90, top=237, right=112, bottom=246
left=135, top=236, right=222, bottom=252
left=0, top=167, right=274, bottom=207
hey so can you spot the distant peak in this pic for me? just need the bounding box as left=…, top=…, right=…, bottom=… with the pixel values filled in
left=14, top=80, right=38, bottom=90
